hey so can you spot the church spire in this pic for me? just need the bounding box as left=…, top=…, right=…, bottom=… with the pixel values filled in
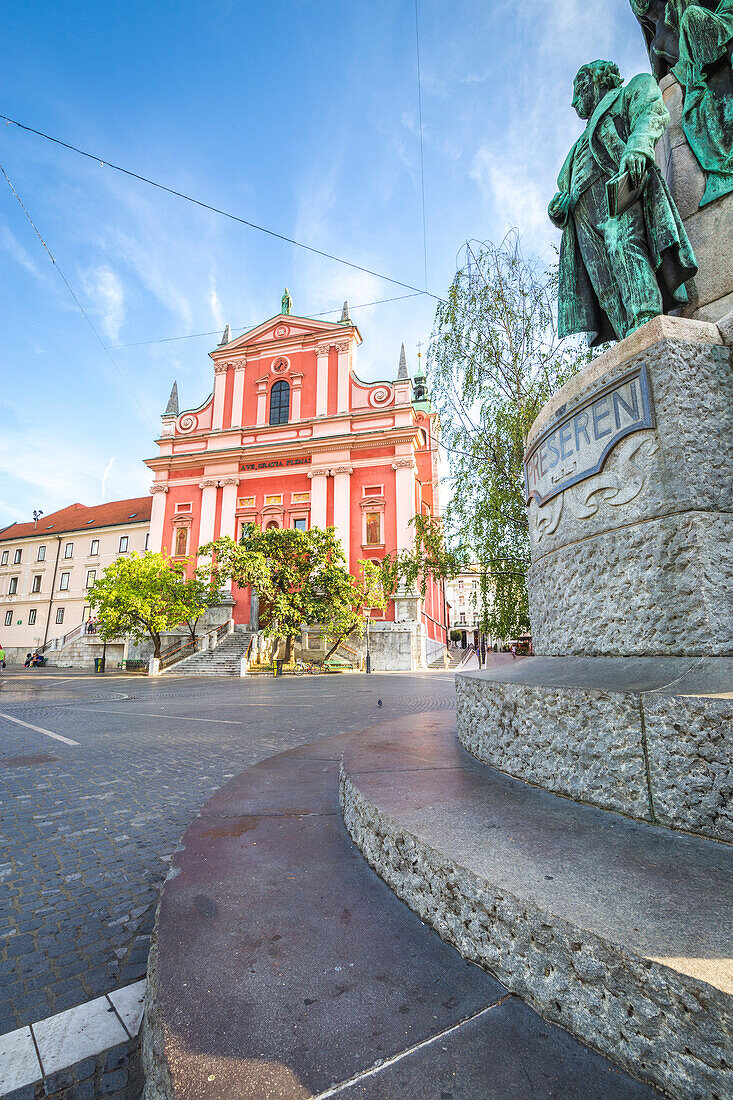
left=163, top=381, right=179, bottom=417
left=218, top=324, right=231, bottom=346
left=281, top=287, right=293, bottom=315
left=339, top=300, right=351, bottom=324
left=397, top=343, right=409, bottom=379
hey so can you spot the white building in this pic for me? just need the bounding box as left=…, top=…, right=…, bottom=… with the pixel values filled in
left=0, top=497, right=151, bottom=661
left=446, top=566, right=483, bottom=648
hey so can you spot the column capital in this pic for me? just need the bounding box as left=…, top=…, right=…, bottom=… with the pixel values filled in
left=330, top=465, right=353, bottom=476
left=316, top=342, right=332, bottom=356
left=392, top=458, right=416, bottom=471
left=220, top=476, right=241, bottom=486
left=213, top=362, right=229, bottom=375
left=150, top=483, right=169, bottom=494
left=199, top=478, right=220, bottom=489
left=335, top=340, right=350, bottom=354
left=307, top=467, right=330, bottom=479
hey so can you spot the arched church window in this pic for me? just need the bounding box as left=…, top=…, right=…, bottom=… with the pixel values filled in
left=269, top=380, right=290, bottom=425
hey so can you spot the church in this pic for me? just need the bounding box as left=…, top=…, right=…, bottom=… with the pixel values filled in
left=145, top=293, right=448, bottom=668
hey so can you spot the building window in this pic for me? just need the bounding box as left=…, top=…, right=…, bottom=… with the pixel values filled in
left=365, top=513, right=381, bottom=546
left=31, top=575, right=42, bottom=593
left=269, top=379, right=290, bottom=425
left=144, top=533, right=149, bottom=550
left=175, top=528, right=188, bottom=557
left=175, top=502, right=192, bottom=513
left=363, top=485, right=383, bottom=497
left=64, top=543, right=74, bottom=559
left=8, top=577, right=18, bottom=595
left=82, top=605, right=90, bottom=621
left=90, top=539, right=100, bottom=555
left=56, top=608, right=65, bottom=625
left=119, top=536, right=129, bottom=553
left=459, top=614, right=466, bottom=624
left=28, top=609, right=37, bottom=626
left=4, top=610, right=11, bottom=627
left=86, top=570, right=96, bottom=588
left=59, top=572, right=70, bottom=591
left=13, top=549, right=22, bottom=564
left=1, top=550, right=8, bottom=566
left=37, top=545, right=46, bottom=562
left=293, top=518, right=307, bottom=531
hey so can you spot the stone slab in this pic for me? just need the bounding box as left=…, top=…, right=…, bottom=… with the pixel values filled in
left=108, top=980, right=147, bottom=1038
left=32, top=993, right=129, bottom=1076
left=457, top=661, right=733, bottom=840
left=340, top=714, right=733, bottom=1100
left=141, top=732, right=648, bottom=1100
left=333, top=997, right=654, bottom=1099
left=0, top=1026, right=42, bottom=1094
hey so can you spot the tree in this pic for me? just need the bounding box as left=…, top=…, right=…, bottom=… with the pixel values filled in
left=428, top=232, right=594, bottom=641
left=202, top=525, right=366, bottom=662
left=370, top=514, right=465, bottom=605
left=87, top=552, right=217, bottom=659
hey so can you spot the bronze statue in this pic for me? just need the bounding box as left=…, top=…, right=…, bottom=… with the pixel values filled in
left=549, top=60, right=697, bottom=346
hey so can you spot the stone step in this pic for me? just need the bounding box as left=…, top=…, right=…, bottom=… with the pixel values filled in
left=340, top=712, right=733, bottom=1100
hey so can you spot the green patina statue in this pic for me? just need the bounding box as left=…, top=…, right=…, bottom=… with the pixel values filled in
left=631, top=0, right=733, bottom=206
left=549, top=60, right=697, bottom=346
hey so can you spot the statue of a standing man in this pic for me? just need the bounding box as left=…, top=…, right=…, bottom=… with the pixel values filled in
left=549, top=60, right=697, bottom=346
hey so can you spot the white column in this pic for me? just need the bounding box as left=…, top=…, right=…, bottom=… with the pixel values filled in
left=392, top=458, right=416, bottom=553
left=219, top=477, right=240, bottom=540
left=231, top=362, right=246, bottom=428
left=198, top=479, right=219, bottom=560
left=307, top=467, right=329, bottom=529
left=255, top=378, right=268, bottom=426
left=291, top=374, right=303, bottom=421
left=212, top=364, right=228, bottom=429
left=315, top=343, right=330, bottom=417
left=331, top=466, right=352, bottom=565
left=336, top=340, right=350, bottom=414
left=149, top=485, right=168, bottom=554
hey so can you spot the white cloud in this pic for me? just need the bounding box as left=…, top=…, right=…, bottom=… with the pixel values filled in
left=470, top=150, right=554, bottom=247
left=100, top=456, right=115, bottom=500
left=209, top=278, right=225, bottom=330
left=82, top=266, right=125, bottom=340
left=0, top=226, right=44, bottom=281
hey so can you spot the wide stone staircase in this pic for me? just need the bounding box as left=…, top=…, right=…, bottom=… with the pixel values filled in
left=161, top=630, right=255, bottom=677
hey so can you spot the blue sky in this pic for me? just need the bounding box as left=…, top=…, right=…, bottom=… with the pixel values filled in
left=0, top=0, right=650, bottom=525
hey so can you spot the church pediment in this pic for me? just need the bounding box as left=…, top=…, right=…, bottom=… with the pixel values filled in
left=211, top=313, right=361, bottom=357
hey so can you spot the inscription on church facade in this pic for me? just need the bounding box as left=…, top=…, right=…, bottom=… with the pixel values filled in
left=524, top=366, right=654, bottom=506
left=241, top=457, right=308, bottom=472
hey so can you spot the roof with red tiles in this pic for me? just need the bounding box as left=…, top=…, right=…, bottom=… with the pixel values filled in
left=0, top=496, right=152, bottom=542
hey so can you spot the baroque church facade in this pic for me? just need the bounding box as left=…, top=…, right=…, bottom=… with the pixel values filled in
left=145, top=297, right=448, bottom=668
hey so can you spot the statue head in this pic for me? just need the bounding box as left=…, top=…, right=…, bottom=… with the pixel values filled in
left=572, top=60, right=623, bottom=119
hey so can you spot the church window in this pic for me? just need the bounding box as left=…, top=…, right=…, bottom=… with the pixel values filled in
left=366, top=513, right=381, bottom=546
left=293, top=518, right=307, bottom=531
left=269, top=380, right=290, bottom=425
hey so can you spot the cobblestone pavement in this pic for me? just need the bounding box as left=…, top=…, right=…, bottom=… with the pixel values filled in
left=0, top=670, right=456, bottom=1099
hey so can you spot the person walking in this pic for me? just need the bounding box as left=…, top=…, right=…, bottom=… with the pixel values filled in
left=0, top=644, right=5, bottom=670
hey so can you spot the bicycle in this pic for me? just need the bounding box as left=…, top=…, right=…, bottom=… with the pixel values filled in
left=294, top=659, right=320, bottom=675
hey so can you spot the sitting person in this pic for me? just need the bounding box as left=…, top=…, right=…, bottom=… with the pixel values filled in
left=24, top=652, right=32, bottom=667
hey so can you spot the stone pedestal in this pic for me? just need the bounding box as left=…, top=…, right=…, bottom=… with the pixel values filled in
left=657, top=75, right=733, bottom=321
left=525, top=315, right=733, bottom=657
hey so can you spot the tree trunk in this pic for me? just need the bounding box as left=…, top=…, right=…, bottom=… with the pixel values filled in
left=151, top=630, right=162, bottom=659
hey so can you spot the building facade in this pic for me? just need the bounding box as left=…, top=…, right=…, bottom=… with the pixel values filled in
left=0, top=498, right=151, bottom=659
left=446, top=566, right=482, bottom=648
left=145, top=301, right=448, bottom=665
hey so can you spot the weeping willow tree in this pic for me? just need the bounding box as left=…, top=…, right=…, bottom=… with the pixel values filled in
left=429, top=232, right=594, bottom=641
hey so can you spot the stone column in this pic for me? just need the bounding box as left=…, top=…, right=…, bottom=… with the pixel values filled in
left=315, top=343, right=330, bottom=417
left=149, top=484, right=168, bottom=554
left=198, top=479, right=220, bottom=561
left=231, top=360, right=246, bottom=428
left=255, top=378, right=268, bottom=426
left=219, top=477, right=240, bottom=540
left=212, top=363, right=228, bottom=429
left=331, top=465, right=353, bottom=564
left=307, top=467, right=329, bottom=529
left=336, top=340, right=350, bottom=414
left=291, top=373, right=303, bottom=421
left=392, top=458, right=416, bottom=553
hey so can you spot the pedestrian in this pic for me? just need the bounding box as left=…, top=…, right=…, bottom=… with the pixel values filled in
left=480, top=637, right=487, bottom=666
left=511, top=643, right=517, bottom=660
left=24, top=652, right=32, bottom=667
left=0, top=644, right=5, bottom=670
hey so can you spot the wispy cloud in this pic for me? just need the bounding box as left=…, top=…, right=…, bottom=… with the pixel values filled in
left=100, top=456, right=115, bottom=500
left=0, top=226, right=44, bottom=281
left=209, top=278, right=225, bottom=330
left=82, top=266, right=125, bottom=340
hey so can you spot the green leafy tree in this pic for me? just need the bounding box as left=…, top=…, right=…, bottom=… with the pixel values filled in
left=203, top=525, right=366, bottom=662
left=371, top=514, right=465, bottom=604
left=429, top=232, right=593, bottom=640
left=87, top=552, right=218, bottom=658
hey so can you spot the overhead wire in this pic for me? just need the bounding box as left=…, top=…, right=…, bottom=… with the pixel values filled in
left=0, top=162, right=156, bottom=428
left=1, top=114, right=445, bottom=303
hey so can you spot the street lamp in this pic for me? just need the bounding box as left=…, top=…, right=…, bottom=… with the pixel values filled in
left=365, top=611, right=372, bottom=674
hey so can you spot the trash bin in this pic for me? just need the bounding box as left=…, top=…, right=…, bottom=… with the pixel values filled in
left=94, top=657, right=104, bottom=673
left=273, top=659, right=284, bottom=677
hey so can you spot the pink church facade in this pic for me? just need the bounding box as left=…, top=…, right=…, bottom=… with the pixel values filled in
left=145, top=303, right=448, bottom=664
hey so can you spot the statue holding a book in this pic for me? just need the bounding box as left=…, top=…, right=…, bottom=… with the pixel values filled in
left=548, top=60, right=697, bottom=346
